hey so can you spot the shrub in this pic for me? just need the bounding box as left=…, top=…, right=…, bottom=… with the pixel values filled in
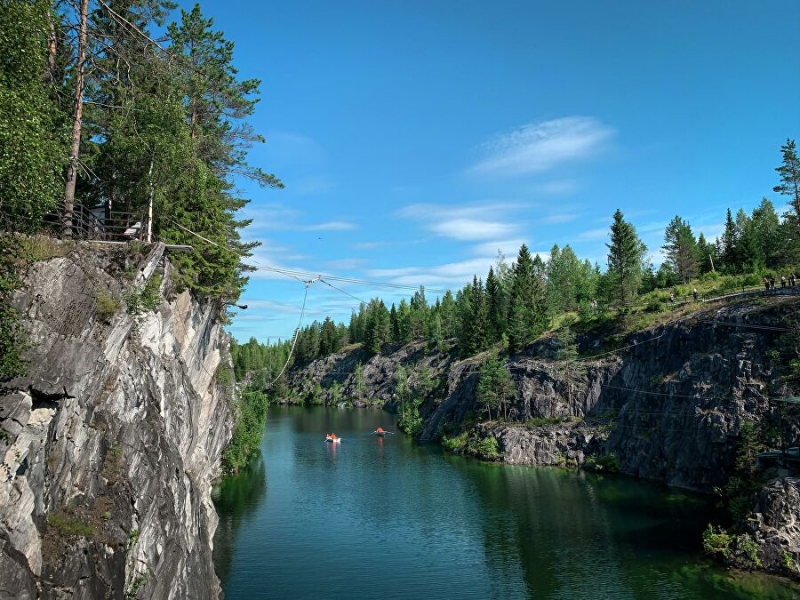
left=126, top=273, right=162, bottom=315
left=584, top=452, right=620, bottom=473
left=222, top=390, right=269, bottom=474
left=47, top=513, right=94, bottom=537
left=702, top=524, right=732, bottom=559
left=736, top=534, right=762, bottom=567
left=96, top=288, right=120, bottom=323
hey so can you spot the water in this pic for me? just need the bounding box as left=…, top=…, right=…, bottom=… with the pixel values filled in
left=213, top=406, right=798, bottom=599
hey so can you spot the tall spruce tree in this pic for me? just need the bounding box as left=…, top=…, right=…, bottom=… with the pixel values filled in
left=507, top=244, right=547, bottom=354
left=485, top=266, right=506, bottom=343
left=662, top=216, right=699, bottom=283
left=606, top=209, right=647, bottom=306
left=467, top=276, right=488, bottom=356
left=773, top=139, right=800, bottom=263
left=774, top=139, right=800, bottom=219
left=720, top=208, right=741, bottom=272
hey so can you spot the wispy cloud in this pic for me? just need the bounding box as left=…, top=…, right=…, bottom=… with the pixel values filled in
left=531, top=179, right=580, bottom=195
left=240, top=203, right=356, bottom=234
left=304, top=221, right=356, bottom=231
left=542, top=212, right=580, bottom=225
left=291, top=175, right=335, bottom=195
left=576, top=227, right=609, bottom=242
left=469, top=117, right=614, bottom=178
left=368, top=258, right=498, bottom=287
left=264, top=131, right=325, bottom=163
left=470, top=239, right=528, bottom=259
left=396, top=202, right=524, bottom=242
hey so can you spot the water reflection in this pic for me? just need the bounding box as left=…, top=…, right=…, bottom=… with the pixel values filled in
left=213, top=407, right=800, bottom=600
left=212, top=452, right=266, bottom=585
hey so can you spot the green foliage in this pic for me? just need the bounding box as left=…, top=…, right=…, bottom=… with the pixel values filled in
left=128, top=528, right=140, bottom=551
left=476, top=357, right=516, bottom=421
left=606, top=209, right=648, bottom=307
left=47, top=513, right=95, bottom=538
left=442, top=430, right=501, bottom=460
left=737, top=534, right=762, bottom=568
left=702, top=524, right=733, bottom=559
left=783, top=551, right=795, bottom=572
left=398, top=397, right=423, bottom=436
left=720, top=419, right=764, bottom=521
left=125, top=273, right=162, bottom=315
left=96, top=288, right=120, bottom=323
left=222, top=390, right=269, bottom=475
left=0, top=236, right=26, bottom=380
left=125, top=570, right=153, bottom=600
left=354, top=362, right=366, bottom=398
left=663, top=215, right=699, bottom=283
left=0, top=0, right=63, bottom=230
left=19, top=236, right=70, bottom=261
left=215, top=363, right=233, bottom=387
left=583, top=453, right=620, bottom=473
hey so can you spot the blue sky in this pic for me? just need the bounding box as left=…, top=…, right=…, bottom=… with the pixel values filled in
left=176, top=0, right=800, bottom=343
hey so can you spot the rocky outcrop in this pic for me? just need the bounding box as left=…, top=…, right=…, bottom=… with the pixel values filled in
left=287, top=296, right=800, bottom=580
left=0, top=241, right=233, bottom=599
left=735, top=476, right=800, bottom=578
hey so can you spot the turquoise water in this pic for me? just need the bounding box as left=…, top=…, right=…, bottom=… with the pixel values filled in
left=213, top=406, right=798, bottom=599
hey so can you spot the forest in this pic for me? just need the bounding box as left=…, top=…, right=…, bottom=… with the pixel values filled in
left=232, top=138, right=800, bottom=386
left=0, top=0, right=277, bottom=299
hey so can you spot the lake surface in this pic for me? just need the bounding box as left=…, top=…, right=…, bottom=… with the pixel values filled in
left=213, top=406, right=797, bottom=599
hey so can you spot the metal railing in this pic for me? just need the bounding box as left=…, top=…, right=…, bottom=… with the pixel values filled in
left=38, top=201, right=149, bottom=242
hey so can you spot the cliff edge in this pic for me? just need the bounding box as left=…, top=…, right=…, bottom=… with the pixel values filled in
left=0, top=241, right=233, bottom=600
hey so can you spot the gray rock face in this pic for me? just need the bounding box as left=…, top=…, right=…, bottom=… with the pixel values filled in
left=287, top=298, right=800, bottom=580
left=736, top=477, right=800, bottom=577
left=0, top=242, right=233, bottom=599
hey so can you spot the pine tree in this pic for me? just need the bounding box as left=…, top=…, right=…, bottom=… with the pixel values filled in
left=773, top=140, right=800, bottom=263
left=485, top=267, right=506, bottom=343
left=467, top=276, right=488, bottom=355
left=774, top=139, right=800, bottom=219
left=720, top=208, right=740, bottom=272
left=662, top=216, right=699, bottom=283
left=476, top=357, right=515, bottom=421
left=606, top=209, right=647, bottom=306
left=696, top=232, right=717, bottom=274
left=508, top=246, right=532, bottom=354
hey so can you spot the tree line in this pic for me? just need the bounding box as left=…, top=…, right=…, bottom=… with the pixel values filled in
left=0, top=0, right=280, bottom=299
left=236, top=138, right=800, bottom=382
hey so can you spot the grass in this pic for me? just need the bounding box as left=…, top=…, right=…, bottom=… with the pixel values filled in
left=19, top=234, right=71, bottom=262
left=96, top=288, right=120, bottom=323
left=47, top=512, right=95, bottom=537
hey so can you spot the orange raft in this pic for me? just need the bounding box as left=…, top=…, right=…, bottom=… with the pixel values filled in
left=372, top=427, right=394, bottom=437
left=325, top=433, right=341, bottom=444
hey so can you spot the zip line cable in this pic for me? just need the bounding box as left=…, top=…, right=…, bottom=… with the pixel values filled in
left=265, top=277, right=319, bottom=389
left=320, top=278, right=368, bottom=305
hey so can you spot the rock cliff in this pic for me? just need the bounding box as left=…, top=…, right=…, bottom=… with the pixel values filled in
left=0, top=241, right=233, bottom=599
left=285, top=296, right=800, bottom=579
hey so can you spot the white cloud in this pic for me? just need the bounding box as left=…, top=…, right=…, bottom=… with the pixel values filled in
left=542, top=212, right=580, bottom=225
left=369, top=257, right=496, bottom=287
left=304, top=221, right=356, bottom=231
left=576, top=227, right=609, bottom=242
left=532, top=180, right=580, bottom=195
left=431, top=218, right=516, bottom=241
left=470, top=239, right=528, bottom=259
left=470, top=117, right=614, bottom=177
left=291, top=175, right=335, bottom=195
left=396, top=202, right=524, bottom=242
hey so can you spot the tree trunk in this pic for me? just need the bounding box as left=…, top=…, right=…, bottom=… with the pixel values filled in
left=46, top=8, right=57, bottom=84
left=62, top=0, right=89, bottom=238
